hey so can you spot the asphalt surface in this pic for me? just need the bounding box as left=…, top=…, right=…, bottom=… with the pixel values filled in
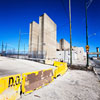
left=0, top=56, right=55, bottom=77
left=90, top=59, right=100, bottom=81
left=93, top=60, right=100, bottom=66
left=22, top=69, right=100, bottom=100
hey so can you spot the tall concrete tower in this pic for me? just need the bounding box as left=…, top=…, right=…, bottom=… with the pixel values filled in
left=29, top=21, right=40, bottom=58
left=29, top=13, right=57, bottom=59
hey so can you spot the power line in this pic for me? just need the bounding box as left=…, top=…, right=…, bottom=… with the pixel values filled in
left=1, top=41, right=4, bottom=53
left=60, top=0, right=69, bottom=21
left=87, top=0, right=93, bottom=9
left=24, top=43, right=25, bottom=55
left=5, top=43, right=7, bottom=53
left=17, top=30, right=21, bottom=59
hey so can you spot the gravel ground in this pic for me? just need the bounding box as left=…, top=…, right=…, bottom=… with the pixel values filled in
left=0, top=56, right=100, bottom=100
left=22, top=69, right=100, bottom=100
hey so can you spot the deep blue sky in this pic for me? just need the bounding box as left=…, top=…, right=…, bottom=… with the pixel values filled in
left=0, top=0, right=100, bottom=52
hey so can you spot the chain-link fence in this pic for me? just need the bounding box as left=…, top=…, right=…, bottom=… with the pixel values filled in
left=0, top=49, right=46, bottom=60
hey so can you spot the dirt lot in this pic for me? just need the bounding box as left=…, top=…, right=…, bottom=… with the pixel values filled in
left=0, top=56, right=100, bottom=100
left=22, top=69, right=100, bottom=100
left=0, top=56, right=55, bottom=77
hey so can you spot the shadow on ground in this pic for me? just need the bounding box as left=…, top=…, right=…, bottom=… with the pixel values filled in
left=0, top=69, right=18, bottom=76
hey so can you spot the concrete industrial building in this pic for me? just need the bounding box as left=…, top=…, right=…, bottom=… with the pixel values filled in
left=56, top=46, right=86, bottom=63
left=29, top=13, right=86, bottom=61
left=56, top=39, right=86, bottom=62
left=56, top=39, right=70, bottom=51
left=29, top=13, right=56, bottom=59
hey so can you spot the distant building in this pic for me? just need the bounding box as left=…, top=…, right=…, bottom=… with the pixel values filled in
left=59, top=39, right=70, bottom=50
left=56, top=41, right=60, bottom=51
left=56, top=39, right=86, bottom=62
left=56, top=39, right=70, bottom=51
left=29, top=13, right=56, bottom=59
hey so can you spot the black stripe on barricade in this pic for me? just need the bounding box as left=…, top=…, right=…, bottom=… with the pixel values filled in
left=0, top=74, right=21, bottom=100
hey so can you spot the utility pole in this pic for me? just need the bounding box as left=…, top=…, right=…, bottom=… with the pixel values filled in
left=85, top=0, right=89, bottom=67
left=69, top=0, right=72, bottom=65
left=24, top=43, right=25, bottom=55
left=5, top=43, right=7, bottom=54
left=18, top=30, right=21, bottom=59
left=1, top=41, right=4, bottom=54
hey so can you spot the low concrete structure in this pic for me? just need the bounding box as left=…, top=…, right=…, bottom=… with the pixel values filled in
left=56, top=47, right=86, bottom=63
left=56, top=50, right=78, bottom=63
left=56, top=39, right=86, bottom=62
left=72, top=46, right=86, bottom=60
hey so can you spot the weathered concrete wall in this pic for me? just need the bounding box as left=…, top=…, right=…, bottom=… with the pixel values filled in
left=29, top=23, right=32, bottom=53
left=29, top=21, right=40, bottom=58
left=56, top=47, right=86, bottom=63
left=38, top=16, right=43, bottom=55
left=56, top=39, right=86, bottom=61
left=29, top=14, right=86, bottom=60
left=29, top=13, right=57, bottom=59
left=56, top=51, right=78, bottom=63
left=72, top=47, right=85, bottom=60
left=39, top=13, right=57, bottom=59
left=56, top=42, right=60, bottom=51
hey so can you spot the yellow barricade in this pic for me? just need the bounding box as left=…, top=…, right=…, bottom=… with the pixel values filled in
left=0, top=74, right=21, bottom=100
left=22, top=69, right=54, bottom=94
left=45, top=59, right=54, bottom=65
left=53, top=61, right=68, bottom=78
